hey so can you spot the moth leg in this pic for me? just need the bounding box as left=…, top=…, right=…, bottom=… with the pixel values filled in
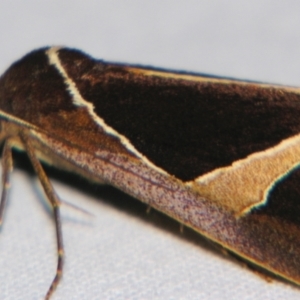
left=179, top=223, right=184, bottom=234
left=216, top=245, right=273, bottom=283
left=20, top=132, right=64, bottom=300
left=146, top=205, right=152, bottom=214
left=0, top=138, right=13, bottom=225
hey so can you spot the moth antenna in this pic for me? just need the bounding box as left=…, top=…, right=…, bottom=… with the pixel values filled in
left=20, top=131, right=64, bottom=299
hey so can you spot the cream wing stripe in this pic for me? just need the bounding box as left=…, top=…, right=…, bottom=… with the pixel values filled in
left=188, top=133, right=300, bottom=215
left=128, top=68, right=300, bottom=95
left=46, top=47, right=168, bottom=176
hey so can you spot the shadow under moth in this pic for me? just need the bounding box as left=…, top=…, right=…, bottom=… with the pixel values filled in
left=0, top=47, right=300, bottom=299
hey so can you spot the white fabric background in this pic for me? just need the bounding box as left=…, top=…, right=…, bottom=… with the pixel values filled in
left=0, top=1, right=300, bottom=299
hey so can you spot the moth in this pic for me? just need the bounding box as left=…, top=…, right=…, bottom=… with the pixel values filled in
left=0, top=47, right=300, bottom=299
